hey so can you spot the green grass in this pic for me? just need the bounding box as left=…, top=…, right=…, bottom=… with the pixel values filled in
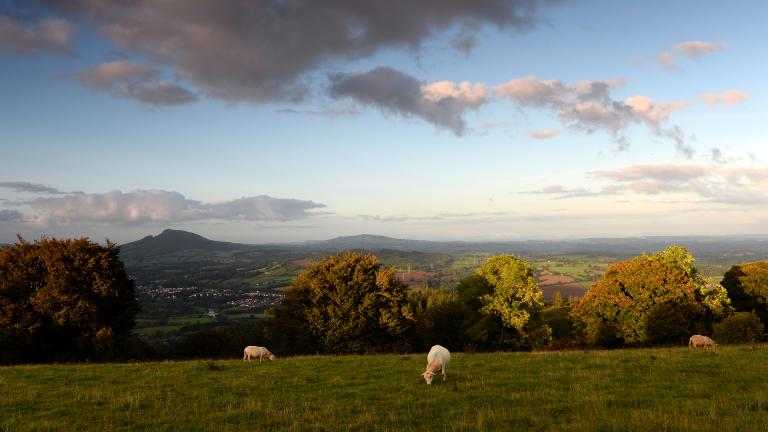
left=2, top=347, right=768, bottom=431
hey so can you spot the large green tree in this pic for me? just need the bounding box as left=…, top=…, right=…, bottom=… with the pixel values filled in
left=571, top=245, right=726, bottom=346
left=0, top=237, right=139, bottom=363
left=473, top=254, right=550, bottom=349
left=266, top=252, right=414, bottom=354
left=721, top=261, right=768, bottom=327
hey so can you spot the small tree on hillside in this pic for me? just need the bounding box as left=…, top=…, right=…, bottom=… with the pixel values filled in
left=571, top=245, right=720, bottom=347
left=0, top=237, right=139, bottom=363
left=266, top=252, right=414, bottom=354
left=721, top=262, right=768, bottom=327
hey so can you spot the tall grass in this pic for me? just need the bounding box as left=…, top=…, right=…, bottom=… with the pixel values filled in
left=2, top=347, right=767, bottom=431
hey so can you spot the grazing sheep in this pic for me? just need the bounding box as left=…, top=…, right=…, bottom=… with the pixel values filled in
left=689, top=335, right=717, bottom=350
left=422, top=345, right=450, bottom=385
left=243, top=346, right=276, bottom=361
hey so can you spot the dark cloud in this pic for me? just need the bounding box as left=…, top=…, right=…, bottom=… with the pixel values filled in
left=74, top=61, right=197, bottom=106
left=711, top=148, right=724, bottom=163
left=665, top=125, right=694, bottom=159
left=0, top=209, right=24, bottom=222
left=42, top=0, right=555, bottom=103
left=0, top=14, right=75, bottom=56
left=0, top=181, right=64, bottom=194
left=329, top=66, right=487, bottom=135
left=123, top=81, right=198, bottom=106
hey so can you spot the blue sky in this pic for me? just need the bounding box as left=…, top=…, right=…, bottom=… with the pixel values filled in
left=1, top=0, right=766, bottom=244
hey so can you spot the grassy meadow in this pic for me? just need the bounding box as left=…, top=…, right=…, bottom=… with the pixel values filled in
left=2, top=347, right=768, bottom=431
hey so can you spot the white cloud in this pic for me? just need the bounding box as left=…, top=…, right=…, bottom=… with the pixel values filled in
left=528, top=129, right=560, bottom=139
left=674, top=40, right=727, bottom=57
left=6, top=189, right=325, bottom=225
left=421, top=81, right=488, bottom=106
left=495, top=75, right=687, bottom=150
left=657, top=40, right=726, bottom=70
left=700, top=90, right=749, bottom=105
left=533, top=164, right=768, bottom=205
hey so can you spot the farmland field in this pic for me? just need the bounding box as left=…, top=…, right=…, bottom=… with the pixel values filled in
left=2, top=347, right=768, bottom=431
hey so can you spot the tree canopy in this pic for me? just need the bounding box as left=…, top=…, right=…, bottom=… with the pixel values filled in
left=0, top=237, right=139, bottom=363
left=475, top=254, right=544, bottom=332
left=570, top=245, right=721, bottom=346
left=266, top=252, right=414, bottom=354
left=721, top=261, right=768, bottom=327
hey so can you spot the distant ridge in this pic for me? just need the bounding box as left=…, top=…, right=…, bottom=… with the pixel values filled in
left=120, top=229, right=244, bottom=257
left=119, top=229, right=768, bottom=264
left=304, top=234, right=446, bottom=251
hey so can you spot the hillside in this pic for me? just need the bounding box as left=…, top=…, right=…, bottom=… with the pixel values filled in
left=119, top=228, right=246, bottom=258
left=119, top=229, right=768, bottom=336
left=2, top=347, right=767, bottom=431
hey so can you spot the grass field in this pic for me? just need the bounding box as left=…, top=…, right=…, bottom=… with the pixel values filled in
left=2, top=347, right=768, bottom=431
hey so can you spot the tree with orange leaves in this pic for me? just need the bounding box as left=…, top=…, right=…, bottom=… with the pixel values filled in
left=0, top=237, right=139, bottom=363
left=571, top=245, right=724, bottom=347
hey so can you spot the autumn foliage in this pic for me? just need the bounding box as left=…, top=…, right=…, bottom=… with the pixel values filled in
left=570, top=246, right=722, bottom=347
left=0, top=237, right=139, bottom=363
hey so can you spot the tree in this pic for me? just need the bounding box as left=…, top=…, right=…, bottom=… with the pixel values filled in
left=571, top=245, right=715, bottom=347
left=473, top=254, right=550, bottom=349
left=408, top=288, right=471, bottom=351
left=0, top=237, right=139, bottom=363
left=266, top=252, right=414, bottom=354
left=712, top=311, right=764, bottom=344
left=721, top=262, right=768, bottom=327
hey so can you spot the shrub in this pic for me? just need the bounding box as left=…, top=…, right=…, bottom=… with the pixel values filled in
left=712, top=312, right=765, bottom=344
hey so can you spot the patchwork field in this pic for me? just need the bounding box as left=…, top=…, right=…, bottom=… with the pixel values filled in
left=2, top=347, right=768, bottom=431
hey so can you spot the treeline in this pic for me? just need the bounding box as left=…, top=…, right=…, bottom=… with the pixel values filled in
left=2, top=238, right=767, bottom=363
left=167, top=246, right=768, bottom=358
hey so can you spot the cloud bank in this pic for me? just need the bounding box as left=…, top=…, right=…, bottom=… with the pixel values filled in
left=1, top=188, right=325, bottom=225
left=532, top=164, right=768, bottom=205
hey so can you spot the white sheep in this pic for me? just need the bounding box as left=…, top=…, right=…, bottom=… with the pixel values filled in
left=689, top=335, right=717, bottom=350
left=243, top=346, right=276, bottom=361
left=422, top=345, right=450, bottom=385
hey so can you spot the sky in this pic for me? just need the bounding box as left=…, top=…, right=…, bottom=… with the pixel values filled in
left=1, top=0, right=767, bottom=244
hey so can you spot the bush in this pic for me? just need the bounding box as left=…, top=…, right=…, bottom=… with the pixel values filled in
left=712, top=312, right=765, bottom=344
left=265, top=252, right=414, bottom=354
left=0, top=237, right=139, bottom=363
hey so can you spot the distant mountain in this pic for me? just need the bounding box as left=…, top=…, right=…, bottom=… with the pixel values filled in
left=304, top=234, right=450, bottom=252
left=120, top=229, right=245, bottom=258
